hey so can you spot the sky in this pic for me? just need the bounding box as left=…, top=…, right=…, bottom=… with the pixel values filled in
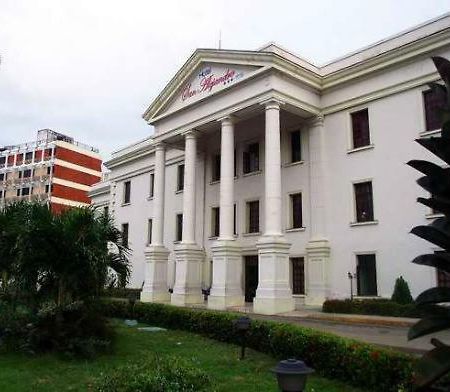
left=1, top=0, right=449, bottom=160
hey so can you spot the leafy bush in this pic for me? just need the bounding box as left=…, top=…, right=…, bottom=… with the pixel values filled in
left=322, top=298, right=423, bottom=318
left=102, top=287, right=142, bottom=301
left=102, top=300, right=414, bottom=392
left=391, top=277, right=413, bottom=305
left=1, top=301, right=113, bottom=358
left=96, top=355, right=213, bottom=392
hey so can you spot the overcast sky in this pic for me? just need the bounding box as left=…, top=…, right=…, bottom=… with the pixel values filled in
left=1, top=0, right=449, bottom=160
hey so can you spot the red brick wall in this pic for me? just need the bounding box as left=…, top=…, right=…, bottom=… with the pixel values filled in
left=50, top=202, right=70, bottom=214
left=52, top=183, right=91, bottom=204
left=53, top=165, right=101, bottom=186
left=54, top=147, right=101, bottom=172
left=35, top=150, right=43, bottom=161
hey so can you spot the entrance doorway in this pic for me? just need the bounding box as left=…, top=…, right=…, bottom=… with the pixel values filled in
left=244, top=255, right=258, bottom=302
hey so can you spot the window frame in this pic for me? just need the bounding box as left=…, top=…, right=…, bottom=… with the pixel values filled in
left=211, top=153, right=221, bottom=183
left=149, top=172, right=155, bottom=198
left=177, top=164, right=185, bottom=192
left=147, top=218, right=153, bottom=245
left=175, top=213, right=183, bottom=242
left=349, top=108, right=371, bottom=150
left=288, top=192, right=303, bottom=230
left=245, top=199, right=260, bottom=234
left=290, top=256, right=305, bottom=295
left=123, top=180, right=131, bottom=204
left=352, top=180, right=376, bottom=224
left=290, top=130, right=302, bottom=163
left=243, top=142, right=260, bottom=175
left=423, top=87, right=446, bottom=133
left=210, top=206, right=220, bottom=238
left=121, top=223, right=129, bottom=247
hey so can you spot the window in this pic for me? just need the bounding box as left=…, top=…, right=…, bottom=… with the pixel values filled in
left=356, top=254, right=377, bottom=296
left=121, top=223, right=129, bottom=247
left=0, top=156, right=5, bottom=167
left=177, top=164, right=185, bottom=191
left=16, top=189, right=20, bottom=197
left=25, top=152, right=32, bottom=162
left=176, top=214, right=183, bottom=242
left=103, top=205, right=109, bottom=216
left=211, top=207, right=220, bottom=237
left=423, top=88, right=446, bottom=132
left=45, top=184, right=50, bottom=194
left=243, top=143, right=259, bottom=174
left=290, top=193, right=303, bottom=229
left=22, top=187, right=30, bottom=196
left=351, top=109, right=370, bottom=149
left=246, top=200, right=259, bottom=233
left=123, top=181, right=131, bottom=204
left=0, top=173, right=4, bottom=181
left=47, top=166, right=53, bottom=175
left=149, top=173, right=155, bottom=198
left=291, top=257, right=305, bottom=295
left=23, top=169, right=32, bottom=178
left=16, top=154, right=23, bottom=165
left=212, top=154, right=220, bottom=182
left=354, top=181, right=374, bottom=222
left=234, top=203, right=237, bottom=235
left=290, top=130, right=302, bottom=163
left=0, top=190, right=3, bottom=199
left=148, top=219, right=153, bottom=245
left=44, top=148, right=52, bottom=160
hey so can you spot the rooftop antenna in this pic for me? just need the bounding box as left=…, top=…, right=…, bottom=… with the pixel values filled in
left=218, top=30, right=222, bottom=49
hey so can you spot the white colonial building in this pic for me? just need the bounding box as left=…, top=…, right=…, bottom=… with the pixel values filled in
left=90, top=14, right=450, bottom=314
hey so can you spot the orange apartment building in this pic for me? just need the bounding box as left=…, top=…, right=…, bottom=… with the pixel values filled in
left=0, top=129, right=102, bottom=213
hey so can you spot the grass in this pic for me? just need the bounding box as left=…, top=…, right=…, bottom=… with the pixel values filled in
left=0, top=320, right=364, bottom=392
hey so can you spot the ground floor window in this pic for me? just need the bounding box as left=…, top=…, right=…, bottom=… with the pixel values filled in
left=437, top=269, right=450, bottom=287
left=291, top=257, right=305, bottom=295
left=356, top=254, right=377, bottom=296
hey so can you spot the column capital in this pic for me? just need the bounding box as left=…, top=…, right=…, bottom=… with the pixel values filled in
left=260, top=98, right=284, bottom=111
left=154, top=142, right=166, bottom=151
left=217, top=114, right=236, bottom=125
left=182, top=130, right=200, bottom=139
left=308, top=114, right=324, bottom=128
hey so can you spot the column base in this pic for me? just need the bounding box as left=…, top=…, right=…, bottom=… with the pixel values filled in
left=253, top=236, right=295, bottom=315
left=305, top=238, right=330, bottom=306
left=208, top=240, right=244, bottom=310
left=141, top=245, right=171, bottom=303
left=171, top=243, right=205, bottom=306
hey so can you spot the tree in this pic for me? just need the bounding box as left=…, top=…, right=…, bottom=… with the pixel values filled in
left=391, top=276, right=413, bottom=305
left=407, top=56, right=450, bottom=391
left=0, top=202, right=130, bottom=306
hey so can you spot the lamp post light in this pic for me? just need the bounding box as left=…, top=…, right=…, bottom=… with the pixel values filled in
left=271, top=358, right=314, bottom=392
left=233, top=316, right=251, bottom=360
left=347, top=272, right=355, bottom=300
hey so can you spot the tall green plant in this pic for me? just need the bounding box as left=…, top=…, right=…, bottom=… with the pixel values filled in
left=391, top=276, right=413, bottom=305
left=407, top=56, right=450, bottom=391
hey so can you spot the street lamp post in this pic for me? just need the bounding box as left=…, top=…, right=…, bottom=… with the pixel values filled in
left=233, top=316, right=251, bottom=360
left=271, top=358, right=314, bottom=392
left=347, top=272, right=355, bottom=300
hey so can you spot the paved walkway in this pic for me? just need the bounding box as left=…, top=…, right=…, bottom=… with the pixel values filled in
left=191, top=304, right=450, bottom=354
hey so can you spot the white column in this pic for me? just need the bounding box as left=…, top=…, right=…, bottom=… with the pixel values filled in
left=182, top=131, right=197, bottom=244
left=141, top=143, right=170, bottom=303
left=254, top=99, right=295, bottom=315
left=305, top=115, right=331, bottom=305
left=208, top=117, right=244, bottom=309
left=172, top=131, right=204, bottom=306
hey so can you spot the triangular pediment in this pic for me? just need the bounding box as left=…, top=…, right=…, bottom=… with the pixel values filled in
left=143, top=50, right=274, bottom=122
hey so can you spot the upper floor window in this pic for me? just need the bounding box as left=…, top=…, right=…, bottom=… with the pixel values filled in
left=0, top=173, right=4, bottom=181
left=354, top=181, right=374, bottom=223
left=423, top=88, right=446, bottom=132
left=148, top=219, right=153, bottom=245
left=0, top=190, right=3, bottom=199
left=0, top=156, right=5, bottom=167
left=246, top=200, right=259, bottom=233
left=23, top=169, right=32, bottom=178
left=176, top=213, right=183, bottom=242
left=356, top=254, right=377, bottom=296
left=211, top=154, right=221, bottom=182
left=243, top=143, right=259, bottom=174
left=290, top=193, right=303, bottom=229
left=291, top=257, right=305, bottom=295
left=351, top=109, right=370, bottom=149
left=103, top=206, right=109, bottom=216
left=25, top=152, right=33, bottom=162
left=177, top=164, right=185, bottom=192
left=121, top=223, right=129, bottom=247
left=149, top=173, right=155, bottom=198
left=123, top=181, right=131, bottom=204
left=290, top=130, right=302, bottom=163
left=211, top=207, right=220, bottom=237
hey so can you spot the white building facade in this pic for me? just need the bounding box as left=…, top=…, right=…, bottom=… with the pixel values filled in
left=90, top=14, right=450, bottom=314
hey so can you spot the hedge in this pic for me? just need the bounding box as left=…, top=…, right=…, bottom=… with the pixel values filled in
left=322, top=299, right=424, bottom=318
left=101, top=288, right=142, bottom=300
left=101, top=300, right=415, bottom=392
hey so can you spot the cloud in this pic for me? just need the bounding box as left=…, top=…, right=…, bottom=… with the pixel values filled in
left=0, top=0, right=449, bottom=159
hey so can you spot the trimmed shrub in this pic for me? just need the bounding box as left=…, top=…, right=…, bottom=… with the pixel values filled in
left=96, top=355, right=212, bottom=392
left=322, top=298, right=424, bottom=318
left=391, top=277, right=413, bottom=305
left=102, top=287, right=142, bottom=301
left=101, top=300, right=414, bottom=392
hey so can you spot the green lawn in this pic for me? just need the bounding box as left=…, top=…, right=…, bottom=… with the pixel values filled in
left=0, top=320, right=363, bottom=392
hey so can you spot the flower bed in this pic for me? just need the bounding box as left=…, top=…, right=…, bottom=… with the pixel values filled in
left=102, top=300, right=415, bottom=392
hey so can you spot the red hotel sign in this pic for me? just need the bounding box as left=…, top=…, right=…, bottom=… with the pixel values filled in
left=181, top=66, right=244, bottom=101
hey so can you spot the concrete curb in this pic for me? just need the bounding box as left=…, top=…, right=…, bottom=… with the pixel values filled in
left=302, top=314, right=418, bottom=328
